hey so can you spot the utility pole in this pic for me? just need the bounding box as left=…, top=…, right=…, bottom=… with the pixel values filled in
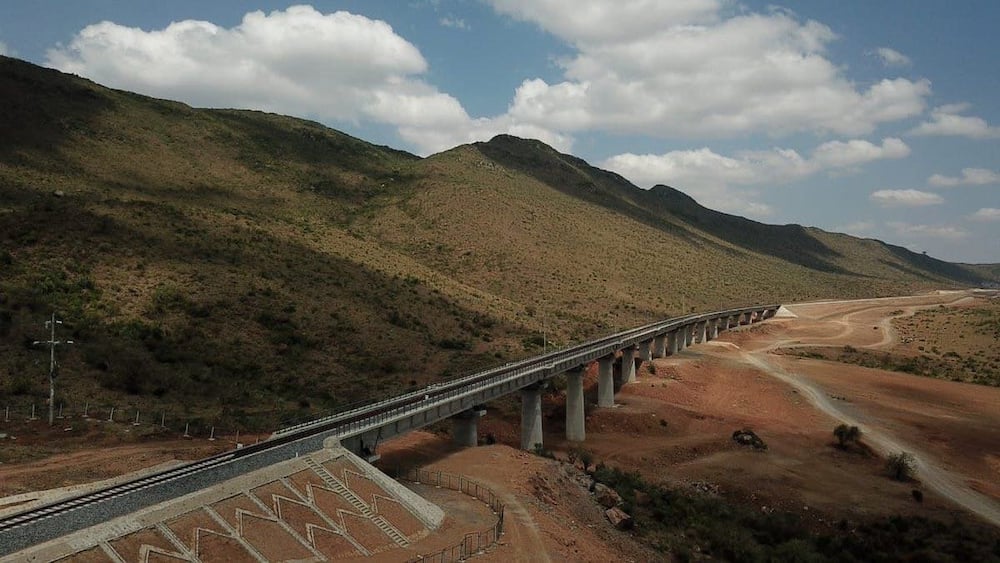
left=33, top=313, right=74, bottom=426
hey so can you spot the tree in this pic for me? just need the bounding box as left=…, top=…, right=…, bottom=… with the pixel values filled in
left=834, top=423, right=862, bottom=448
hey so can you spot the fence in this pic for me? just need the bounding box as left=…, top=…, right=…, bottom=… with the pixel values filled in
left=400, top=468, right=505, bottom=563
left=0, top=398, right=261, bottom=446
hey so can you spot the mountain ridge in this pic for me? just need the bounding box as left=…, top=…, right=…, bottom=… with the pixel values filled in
left=0, top=55, right=994, bottom=425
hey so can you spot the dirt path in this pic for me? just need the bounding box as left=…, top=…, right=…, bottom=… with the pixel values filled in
left=733, top=294, right=1000, bottom=526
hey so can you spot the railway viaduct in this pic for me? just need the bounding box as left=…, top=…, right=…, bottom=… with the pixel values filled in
left=0, top=304, right=779, bottom=557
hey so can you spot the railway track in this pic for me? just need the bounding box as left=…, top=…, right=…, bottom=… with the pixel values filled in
left=0, top=304, right=777, bottom=557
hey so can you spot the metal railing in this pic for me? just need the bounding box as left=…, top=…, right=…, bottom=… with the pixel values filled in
left=0, top=303, right=777, bottom=556
left=277, top=304, right=780, bottom=444
left=401, top=469, right=504, bottom=562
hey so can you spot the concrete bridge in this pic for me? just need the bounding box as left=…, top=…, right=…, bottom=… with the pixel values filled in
left=281, top=304, right=780, bottom=455
left=0, top=304, right=778, bottom=556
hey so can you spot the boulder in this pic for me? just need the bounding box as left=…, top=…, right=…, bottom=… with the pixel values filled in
left=605, top=507, right=633, bottom=530
left=593, top=483, right=622, bottom=508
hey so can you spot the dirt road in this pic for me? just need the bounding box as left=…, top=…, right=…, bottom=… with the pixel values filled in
left=737, top=294, right=1000, bottom=526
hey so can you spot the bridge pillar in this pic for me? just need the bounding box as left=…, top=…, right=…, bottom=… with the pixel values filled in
left=452, top=408, right=483, bottom=447
left=697, top=321, right=708, bottom=343
left=667, top=330, right=680, bottom=355
left=683, top=325, right=693, bottom=348
left=520, top=383, right=545, bottom=450
left=709, top=319, right=720, bottom=340
left=638, top=340, right=652, bottom=362
left=755, top=309, right=766, bottom=322
left=741, top=312, right=752, bottom=325
left=653, top=334, right=667, bottom=358
left=597, top=355, right=615, bottom=408
left=622, top=346, right=637, bottom=384
left=565, top=368, right=585, bottom=442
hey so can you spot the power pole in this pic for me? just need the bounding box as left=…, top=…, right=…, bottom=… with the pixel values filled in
left=33, top=313, right=74, bottom=426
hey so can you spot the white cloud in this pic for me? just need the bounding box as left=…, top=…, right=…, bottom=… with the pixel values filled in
left=870, top=189, right=943, bottom=207
left=489, top=1, right=931, bottom=138
left=439, top=16, right=470, bottom=30
left=910, top=104, right=1000, bottom=139
left=0, top=40, right=8, bottom=56
left=488, top=0, right=721, bottom=43
left=873, top=47, right=911, bottom=67
left=44, top=5, right=563, bottom=156
left=601, top=138, right=909, bottom=215
left=888, top=222, right=968, bottom=240
left=970, top=208, right=1000, bottom=222
left=810, top=137, right=910, bottom=168
left=47, top=7, right=429, bottom=122
left=927, top=168, right=1000, bottom=187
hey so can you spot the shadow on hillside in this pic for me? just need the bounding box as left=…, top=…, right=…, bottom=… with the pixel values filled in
left=474, top=138, right=722, bottom=247
left=475, top=136, right=854, bottom=276
left=883, top=245, right=983, bottom=285
left=647, top=186, right=854, bottom=275
left=0, top=190, right=528, bottom=426
left=0, top=56, right=114, bottom=160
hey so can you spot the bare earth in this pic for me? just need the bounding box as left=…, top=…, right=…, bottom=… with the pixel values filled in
left=2, top=291, right=998, bottom=561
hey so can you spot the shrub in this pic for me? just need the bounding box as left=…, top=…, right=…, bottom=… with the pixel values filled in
left=834, top=423, right=862, bottom=448
left=886, top=452, right=915, bottom=481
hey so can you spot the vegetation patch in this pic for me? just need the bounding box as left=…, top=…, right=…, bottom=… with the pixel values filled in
left=591, top=464, right=1000, bottom=562
left=785, top=344, right=999, bottom=387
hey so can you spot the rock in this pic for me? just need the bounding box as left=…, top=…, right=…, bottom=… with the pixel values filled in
left=605, top=507, right=633, bottom=530
left=593, top=482, right=622, bottom=508
left=53, top=190, right=65, bottom=197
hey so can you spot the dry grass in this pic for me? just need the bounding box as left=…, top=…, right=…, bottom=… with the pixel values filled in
left=0, top=55, right=995, bottom=430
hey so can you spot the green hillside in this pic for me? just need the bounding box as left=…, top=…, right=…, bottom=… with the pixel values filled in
left=0, top=56, right=994, bottom=428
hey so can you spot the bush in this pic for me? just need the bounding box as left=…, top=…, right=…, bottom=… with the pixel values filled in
left=886, top=452, right=915, bottom=481
left=833, top=423, right=862, bottom=448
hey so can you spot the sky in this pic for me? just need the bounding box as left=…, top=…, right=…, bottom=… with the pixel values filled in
left=1, top=1, right=998, bottom=263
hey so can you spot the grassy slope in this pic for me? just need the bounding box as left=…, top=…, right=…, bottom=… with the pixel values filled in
left=0, top=56, right=995, bottom=427
left=0, top=57, right=527, bottom=427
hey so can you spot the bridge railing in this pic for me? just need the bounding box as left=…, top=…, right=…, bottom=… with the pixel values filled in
left=277, top=304, right=779, bottom=440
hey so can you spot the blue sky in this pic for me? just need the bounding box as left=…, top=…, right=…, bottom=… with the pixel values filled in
left=1, top=1, right=998, bottom=263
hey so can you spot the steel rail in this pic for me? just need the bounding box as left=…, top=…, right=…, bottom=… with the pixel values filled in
left=0, top=304, right=777, bottom=556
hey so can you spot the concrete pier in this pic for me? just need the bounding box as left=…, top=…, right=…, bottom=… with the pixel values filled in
left=638, top=340, right=652, bottom=362
left=597, top=355, right=614, bottom=408
left=622, top=346, right=637, bottom=384
left=685, top=324, right=694, bottom=347
left=452, top=410, right=480, bottom=447
left=709, top=319, right=720, bottom=340
left=698, top=321, right=708, bottom=343
left=668, top=330, right=680, bottom=355
left=520, top=384, right=545, bottom=450
left=565, top=369, right=585, bottom=442
left=653, top=334, right=667, bottom=358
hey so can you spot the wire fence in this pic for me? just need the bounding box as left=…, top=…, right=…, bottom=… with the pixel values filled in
left=0, top=398, right=261, bottom=446
left=399, top=468, right=505, bottom=563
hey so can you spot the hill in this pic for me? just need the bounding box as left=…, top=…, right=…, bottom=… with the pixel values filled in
left=0, top=55, right=995, bottom=429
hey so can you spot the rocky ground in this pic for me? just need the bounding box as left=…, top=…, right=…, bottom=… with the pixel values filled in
left=2, top=291, right=998, bottom=560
